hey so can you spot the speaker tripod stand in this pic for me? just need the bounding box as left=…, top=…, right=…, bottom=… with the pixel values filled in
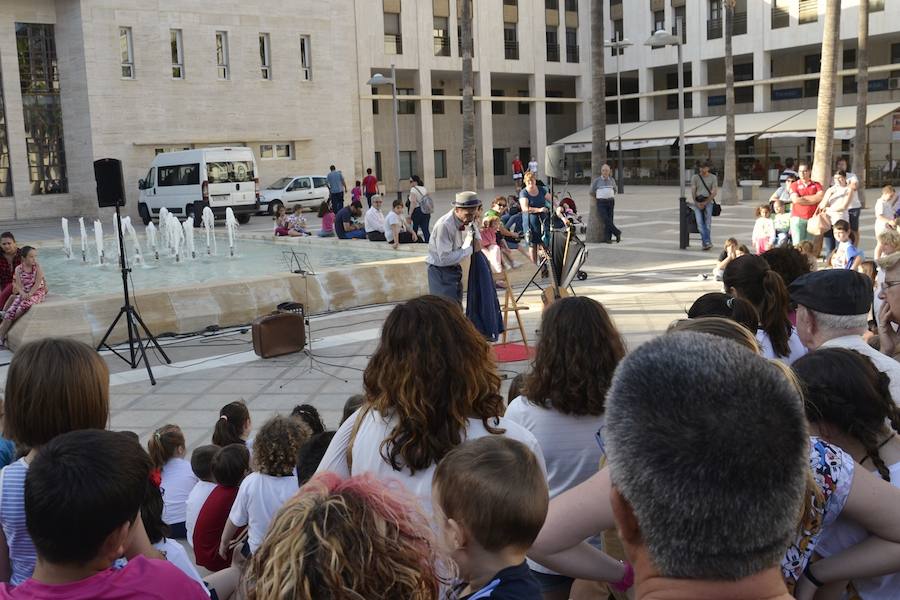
left=96, top=202, right=171, bottom=385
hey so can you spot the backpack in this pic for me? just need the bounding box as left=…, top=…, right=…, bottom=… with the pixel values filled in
left=418, top=188, right=434, bottom=214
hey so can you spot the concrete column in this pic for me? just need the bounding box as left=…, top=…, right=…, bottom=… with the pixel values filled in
left=0, top=16, right=28, bottom=221
left=417, top=69, right=436, bottom=185
left=529, top=74, right=547, bottom=177
left=637, top=67, right=653, bottom=121
left=693, top=59, right=708, bottom=117
left=576, top=73, right=591, bottom=130
left=476, top=70, right=494, bottom=189
left=753, top=50, right=771, bottom=113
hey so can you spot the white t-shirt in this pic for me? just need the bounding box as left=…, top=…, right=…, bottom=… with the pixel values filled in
left=875, top=193, right=900, bottom=236
left=528, top=160, right=539, bottom=175
left=816, top=461, right=900, bottom=599
left=364, top=207, right=386, bottom=233
left=153, top=538, right=209, bottom=595
left=185, top=481, right=216, bottom=547
left=161, top=458, right=198, bottom=525
left=504, top=397, right=605, bottom=575
left=316, top=408, right=545, bottom=517
left=820, top=335, right=900, bottom=406
left=228, top=472, right=298, bottom=553
left=756, top=327, right=807, bottom=365
left=385, top=211, right=406, bottom=243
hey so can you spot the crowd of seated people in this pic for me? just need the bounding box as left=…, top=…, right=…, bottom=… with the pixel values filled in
left=6, top=269, right=900, bottom=599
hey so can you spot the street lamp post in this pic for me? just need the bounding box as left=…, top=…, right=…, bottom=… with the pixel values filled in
left=645, top=21, right=688, bottom=249
left=367, top=65, right=403, bottom=203
left=603, top=33, right=633, bottom=194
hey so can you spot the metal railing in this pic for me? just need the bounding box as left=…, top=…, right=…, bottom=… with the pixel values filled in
left=504, top=40, right=519, bottom=60
left=707, top=12, right=746, bottom=39
left=433, top=36, right=450, bottom=56
left=771, top=6, right=789, bottom=28
left=566, top=44, right=579, bottom=63
left=384, top=34, right=403, bottom=55
left=546, top=43, right=560, bottom=62
left=707, top=18, right=722, bottom=39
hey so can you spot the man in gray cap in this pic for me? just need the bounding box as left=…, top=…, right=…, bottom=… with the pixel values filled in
left=790, top=269, right=900, bottom=404
left=426, top=191, right=482, bottom=303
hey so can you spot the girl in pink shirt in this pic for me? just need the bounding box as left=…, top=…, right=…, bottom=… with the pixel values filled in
left=317, top=201, right=335, bottom=237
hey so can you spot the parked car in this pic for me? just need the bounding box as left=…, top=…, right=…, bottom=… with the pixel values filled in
left=137, top=147, right=259, bottom=226
left=259, top=176, right=329, bottom=215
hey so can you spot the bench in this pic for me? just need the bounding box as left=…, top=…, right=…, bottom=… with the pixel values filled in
left=739, top=180, right=763, bottom=203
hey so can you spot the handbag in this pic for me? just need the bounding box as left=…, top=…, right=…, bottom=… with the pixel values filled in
left=684, top=203, right=700, bottom=234
left=806, top=210, right=832, bottom=236
left=698, top=175, right=721, bottom=216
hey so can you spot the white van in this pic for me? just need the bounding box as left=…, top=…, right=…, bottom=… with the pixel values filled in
left=137, top=147, right=260, bottom=225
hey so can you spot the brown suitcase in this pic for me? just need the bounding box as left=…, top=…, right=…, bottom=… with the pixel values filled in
left=251, top=311, right=306, bottom=358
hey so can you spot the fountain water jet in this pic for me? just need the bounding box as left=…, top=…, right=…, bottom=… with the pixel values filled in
left=121, top=216, right=144, bottom=266
left=78, top=217, right=87, bottom=262
left=61, top=218, right=72, bottom=260
left=182, top=218, right=196, bottom=259
left=145, top=222, right=159, bottom=260
left=201, top=207, right=217, bottom=256
left=225, top=207, right=238, bottom=257
left=93, top=220, right=105, bottom=265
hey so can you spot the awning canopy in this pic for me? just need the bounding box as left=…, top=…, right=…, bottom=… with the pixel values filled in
left=556, top=102, right=900, bottom=150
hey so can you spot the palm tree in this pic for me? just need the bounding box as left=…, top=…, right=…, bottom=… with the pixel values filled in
left=460, top=0, right=476, bottom=191
left=852, top=0, right=869, bottom=207
left=721, top=0, right=738, bottom=205
left=587, top=0, right=606, bottom=243
left=812, top=0, right=841, bottom=187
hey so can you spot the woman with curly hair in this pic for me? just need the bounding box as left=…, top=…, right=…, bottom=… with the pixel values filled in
left=316, top=294, right=542, bottom=515
left=219, top=415, right=311, bottom=556
left=243, top=472, right=441, bottom=600
left=504, top=296, right=625, bottom=599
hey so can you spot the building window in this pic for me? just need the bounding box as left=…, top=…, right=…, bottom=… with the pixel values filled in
left=170, top=29, right=184, bottom=79
left=259, top=143, right=293, bottom=159
left=653, top=10, right=665, bottom=34
left=493, top=148, right=507, bottom=176
left=457, top=25, right=474, bottom=57
left=504, top=24, right=518, bottom=60
left=459, top=87, right=464, bottom=114
left=432, top=88, right=445, bottom=114
left=546, top=90, right=563, bottom=115
left=546, top=0, right=557, bottom=8
left=734, top=62, right=753, bottom=103
left=771, top=0, right=789, bottom=29
left=547, top=27, right=559, bottom=62
left=120, top=27, right=135, bottom=79
left=518, top=90, right=529, bottom=114
left=565, top=28, right=578, bottom=62
left=216, top=31, right=229, bottom=79
left=673, top=7, right=686, bottom=43
left=0, top=62, right=11, bottom=196
left=384, top=13, right=402, bottom=54
left=16, top=23, right=68, bottom=195
left=434, top=150, right=447, bottom=178
left=798, top=0, right=817, bottom=24
left=564, top=0, right=577, bottom=11
left=434, top=17, right=450, bottom=56
left=870, top=0, right=885, bottom=11
left=397, top=88, right=416, bottom=115
left=372, top=86, right=379, bottom=115
left=492, top=90, right=505, bottom=115
left=300, top=35, right=312, bottom=80
left=842, top=48, right=857, bottom=94
left=732, top=0, right=748, bottom=36
left=503, top=0, right=517, bottom=5
left=804, top=53, right=820, bottom=97
left=259, top=33, right=272, bottom=79
left=666, top=70, right=693, bottom=110
left=708, top=1, right=722, bottom=39
left=612, top=20, right=624, bottom=55
left=399, top=151, right=416, bottom=180
left=374, top=152, right=382, bottom=181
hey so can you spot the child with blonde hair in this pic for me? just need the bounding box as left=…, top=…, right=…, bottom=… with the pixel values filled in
left=0, top=247, right=47, bottom=347
left=752, top=205, right=775, bottom=254
left=287, top=206, right=310, bottom=236
left=148, top=424, right=197, bottom=539
left=875, top=205, right=900, bottom=260
left=219, top=416, right=311, bottom=556
left=797, top=240, right=818, bottom=272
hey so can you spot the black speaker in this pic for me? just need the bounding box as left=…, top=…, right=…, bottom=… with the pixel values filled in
left=94, top=158, right=126, bottom=207
left=545, top=144, right=566, bottom=179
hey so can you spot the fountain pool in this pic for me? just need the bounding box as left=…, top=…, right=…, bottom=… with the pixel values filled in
left=40, top=237, right=416, bottom=299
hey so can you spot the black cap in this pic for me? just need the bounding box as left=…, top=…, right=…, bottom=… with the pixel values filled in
left=789, top=270, right=872, bottom=316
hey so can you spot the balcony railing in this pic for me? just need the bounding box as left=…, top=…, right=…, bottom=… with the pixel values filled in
left=384, top=34, right=403, bottom=55
left=434, top=36, right=450, bottom=56
left=546, top=43, right=560, bottom=62
left=771, top=6, right=789, bottom=28
left=733, top=12, right=747, bottom=35
left=707, top=12, right=746, bottom=39
left=505, top=40, right=519, bottom=60
left=799, top=0, right=817, bottom=23
left=566, top=44, right=579, bottom=63
left=707, top=18, right=722, bottom=39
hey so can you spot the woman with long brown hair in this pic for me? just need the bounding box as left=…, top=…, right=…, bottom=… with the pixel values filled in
left=316, top=294, right=542, bottom=515
left=505, top=296, right=625, bottom=599
left=723, top=254, right=807, bottom=364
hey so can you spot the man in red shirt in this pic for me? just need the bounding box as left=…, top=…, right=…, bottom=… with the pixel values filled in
left=362, top=168, right=379, bottom=208
left=789, top=163, right=824, bottom=244
left=511, top=155, right=524, bottom=192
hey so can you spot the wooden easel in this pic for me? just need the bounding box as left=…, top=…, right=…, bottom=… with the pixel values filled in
left=499, top=268, right=529, bottom=346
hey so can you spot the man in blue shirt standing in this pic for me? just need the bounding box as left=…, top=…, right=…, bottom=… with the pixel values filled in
left=326, top=165, right=347, bottom=213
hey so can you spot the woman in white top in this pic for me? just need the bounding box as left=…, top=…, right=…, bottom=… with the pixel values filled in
left=819, top=171, right=853, bottom=259
left=505, top=296, right=626, bottom=600
left=793, top=348, right=900, bottom=597
left=722, top=254, right=807, bottom=365
left=317, top=295, right=544, bottom=517
left=407, top=175, right=431, bottom=242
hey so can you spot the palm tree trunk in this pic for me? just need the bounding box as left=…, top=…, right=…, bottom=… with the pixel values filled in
left=812, top=0, right=841, bottom=187
left=587, top=0, right=606, bottom=243
left=853, top=0, right=869, bottom=207
left=461, top=0, right=476, bottom=191
left=721, top=0, right=738, bottom=205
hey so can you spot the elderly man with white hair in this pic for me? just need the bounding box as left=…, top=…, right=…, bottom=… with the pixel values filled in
left=790, top=268, right=900, bottom=404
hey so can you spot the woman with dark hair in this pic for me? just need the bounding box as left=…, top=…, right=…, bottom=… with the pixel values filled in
left=212, top=401, right=252, bottom=448
left=504, top=296, right=625, bottom=599
left=316, top=295, right=542, bottom=515
left=290, top=404, right=326, bottom=435
left=792, top=348, right=900, bottom=597
left=723, top=254, right=807, bottom=364
left=761, top=245, right=811, bottom=287
left=687, top=292, right=759, bottom=333
left=407, top=175, right=431, bottom=242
